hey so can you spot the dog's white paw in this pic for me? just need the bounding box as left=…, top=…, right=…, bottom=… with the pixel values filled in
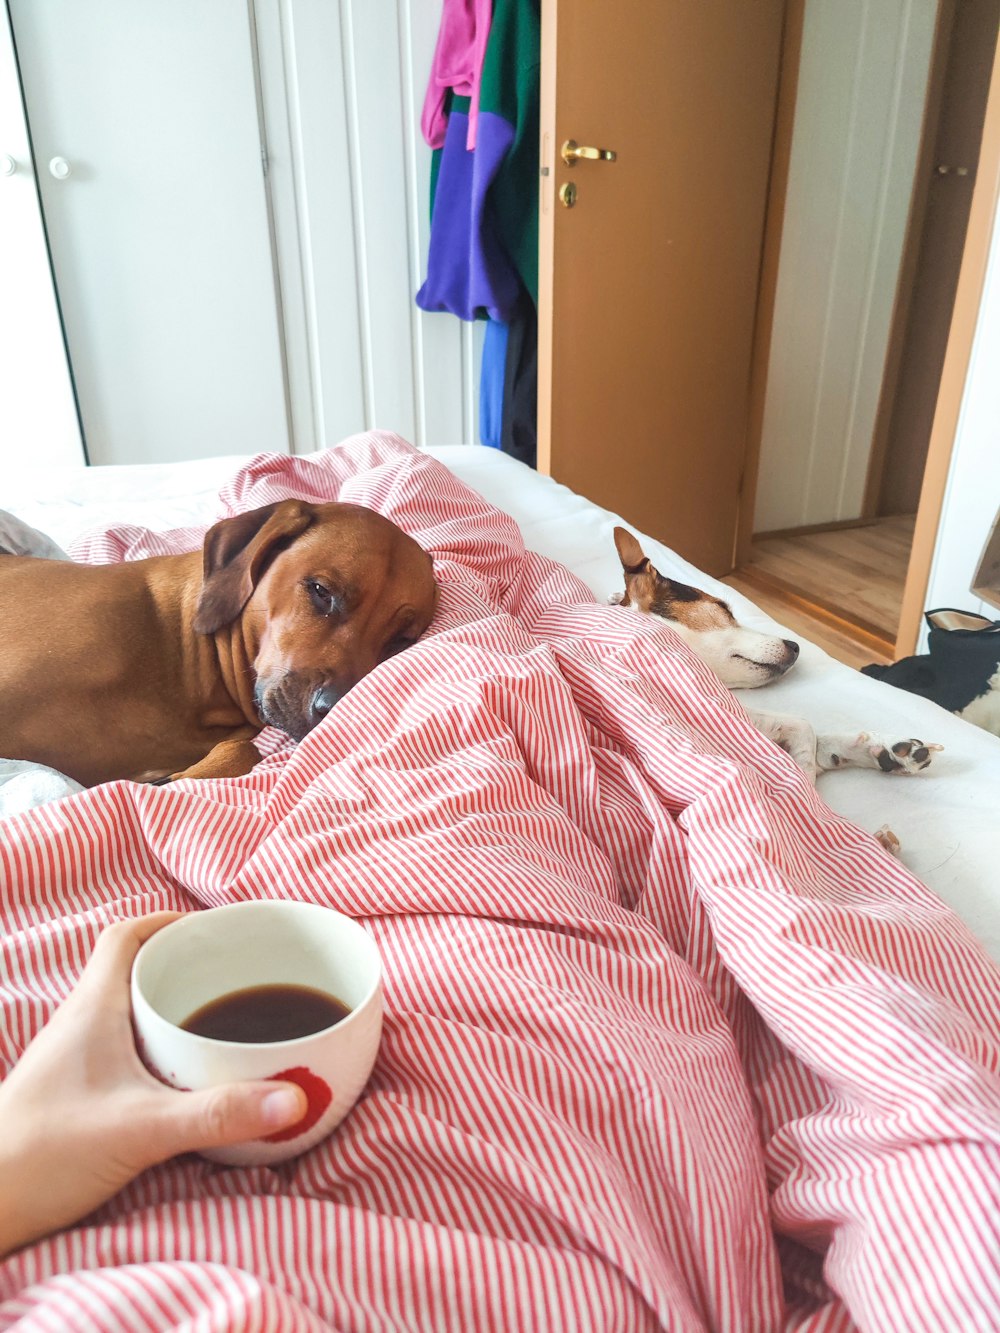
left=816, top=732, right=943, bottom=774
left=607, top=592, right=625, bottom=606
left=868, top=737, right=943, bottom=774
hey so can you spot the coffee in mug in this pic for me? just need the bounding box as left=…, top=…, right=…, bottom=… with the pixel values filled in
left=181, top=983, right=351, bottom=1043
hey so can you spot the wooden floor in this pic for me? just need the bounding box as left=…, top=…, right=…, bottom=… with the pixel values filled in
left=722, top=515, right=915, bottom=670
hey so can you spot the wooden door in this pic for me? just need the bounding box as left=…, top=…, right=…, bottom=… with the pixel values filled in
left=877, top=0, right=1000, bottom=518
left=538, top=0, right=785, bottom=577
left=8, top=0, right=288, bottom=467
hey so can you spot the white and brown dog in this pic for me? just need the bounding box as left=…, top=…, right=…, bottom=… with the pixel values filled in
left=611, top=528, right=941, bottom=800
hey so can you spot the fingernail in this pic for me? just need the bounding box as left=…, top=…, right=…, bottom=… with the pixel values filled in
left=261, top=1088, right=303, bottom=1129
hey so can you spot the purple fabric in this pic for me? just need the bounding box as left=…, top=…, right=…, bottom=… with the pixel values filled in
left=421, top=0, right=493, bottom=151
left=416, top=109, right=521, bottom=323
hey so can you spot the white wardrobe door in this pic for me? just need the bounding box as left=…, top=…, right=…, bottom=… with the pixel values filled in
left=9, top=0, right=289, bottom=466
left=0, top=5, right=84, bottom=468
left=753, top=0, right=938, bottom=533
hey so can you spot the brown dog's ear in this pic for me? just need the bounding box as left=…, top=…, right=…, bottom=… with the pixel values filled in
left=193, top=500, right=314, bottom=634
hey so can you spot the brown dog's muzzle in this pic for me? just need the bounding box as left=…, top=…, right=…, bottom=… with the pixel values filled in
left=254, top=672, right=347, bottom=742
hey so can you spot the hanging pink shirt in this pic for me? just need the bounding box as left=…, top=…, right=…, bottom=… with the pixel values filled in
left=421, top=0, right=492, bottom=151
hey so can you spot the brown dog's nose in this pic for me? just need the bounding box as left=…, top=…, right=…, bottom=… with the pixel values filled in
left=783, top=639, right=800, bottom=661
left=310, top=685, right=341, bottom=728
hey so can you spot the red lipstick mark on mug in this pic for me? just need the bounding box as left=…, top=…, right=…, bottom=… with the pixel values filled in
left=264, top=1066, right=332, bottom=1142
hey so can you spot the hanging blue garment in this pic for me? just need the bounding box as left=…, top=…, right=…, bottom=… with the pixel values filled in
left=479, top=318, right=508, bottom=448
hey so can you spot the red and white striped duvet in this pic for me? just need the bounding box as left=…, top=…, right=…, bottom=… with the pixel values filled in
left=2, top=433, right=999, bottom=1332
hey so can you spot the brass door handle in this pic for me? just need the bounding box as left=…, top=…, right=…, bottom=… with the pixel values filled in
left=561, top=139, right=617, bottom=166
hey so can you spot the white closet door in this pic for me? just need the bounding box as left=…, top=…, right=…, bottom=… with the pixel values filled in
left=0, top=6, right=84, bottom=468
left=9, top=0, right=289, bottom=466
left=753, top=0, right=938, bottom=533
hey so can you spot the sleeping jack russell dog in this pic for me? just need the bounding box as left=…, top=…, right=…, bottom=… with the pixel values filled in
left=611, top=528, right=941, bottom=833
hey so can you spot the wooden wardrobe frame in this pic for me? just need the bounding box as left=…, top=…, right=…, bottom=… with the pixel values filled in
left=896, top=13, right=1000, bottom=653
left=738, top=0, right=1000, bottom=657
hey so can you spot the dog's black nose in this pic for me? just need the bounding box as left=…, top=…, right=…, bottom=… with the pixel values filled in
left=310, top=686, right=340, bottom=727
left=783, top=639, right=800, bottom=660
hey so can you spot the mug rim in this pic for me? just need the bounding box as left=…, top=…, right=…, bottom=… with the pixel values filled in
left=131, top=900, right=382, bottom=1051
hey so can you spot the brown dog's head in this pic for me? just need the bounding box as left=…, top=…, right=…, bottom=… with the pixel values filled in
left=194, top=499, right=437, bottom=740
left=613, top=526, right=798, bottom=688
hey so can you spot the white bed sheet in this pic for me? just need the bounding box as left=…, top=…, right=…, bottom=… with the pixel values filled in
left=6, top=445, right=1000, bottom=961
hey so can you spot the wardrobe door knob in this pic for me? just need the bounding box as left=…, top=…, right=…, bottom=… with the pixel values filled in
left=561, top=139, right=617, bottom=166
left=48, top=156, right=71, bottom=180
left=1, top=154, right=16, bottom=176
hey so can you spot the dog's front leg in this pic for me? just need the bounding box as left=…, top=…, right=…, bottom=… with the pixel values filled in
left=813, top=732, right=942, bottom=775
left=168, top=737, right=263, bottom=782
left=746, top=710, right=820, bottom=782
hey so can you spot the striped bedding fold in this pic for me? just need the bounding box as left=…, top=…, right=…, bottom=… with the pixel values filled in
left=2, top=432, right=999, bottom=1332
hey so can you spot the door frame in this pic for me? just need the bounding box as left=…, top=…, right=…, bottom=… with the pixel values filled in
left=896, top=24, right=1000, bottom=654
left=536, top=0, right=555, bottom=477
left=737, top=0, right=956, bottom=565
left=737, top=0, right=1000, bottom=659
left=734, top=0, right=804, bottom=568
left=858, top=0, right=959, bottom=523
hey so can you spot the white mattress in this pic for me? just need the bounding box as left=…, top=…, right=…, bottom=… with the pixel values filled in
left=7, top=445, right=1000, bottom=962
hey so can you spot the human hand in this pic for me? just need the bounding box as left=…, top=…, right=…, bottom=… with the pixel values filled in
left=0, top=913, right=307, bottom=1257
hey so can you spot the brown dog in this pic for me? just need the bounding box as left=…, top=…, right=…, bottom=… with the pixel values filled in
left=0, top=500, right=437, bottom=788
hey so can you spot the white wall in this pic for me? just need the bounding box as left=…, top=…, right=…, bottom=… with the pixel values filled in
left=754, top=0, right=938, bottom=532
left=923, top=197, right=1000, bottom=634
left=255, top=0, right=482, bottom=455
left=0, top=5, right=83, bottom=465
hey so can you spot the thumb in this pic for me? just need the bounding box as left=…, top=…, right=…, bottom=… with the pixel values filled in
left=153, top=1080, right=308, bottom=1158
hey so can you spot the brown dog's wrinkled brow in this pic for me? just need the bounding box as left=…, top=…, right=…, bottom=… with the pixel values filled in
left=194, top=500, right=315, bottom=635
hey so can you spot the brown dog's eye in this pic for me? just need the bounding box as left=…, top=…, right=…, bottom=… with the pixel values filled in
left=305, top=580, right=342, bottom=617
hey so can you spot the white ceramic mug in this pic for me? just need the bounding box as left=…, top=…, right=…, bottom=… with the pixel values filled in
left=131, top=900, right=383, bottom=1166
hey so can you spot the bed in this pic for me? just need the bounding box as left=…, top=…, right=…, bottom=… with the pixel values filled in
left=2, top=432, right=1000, bottom=1331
